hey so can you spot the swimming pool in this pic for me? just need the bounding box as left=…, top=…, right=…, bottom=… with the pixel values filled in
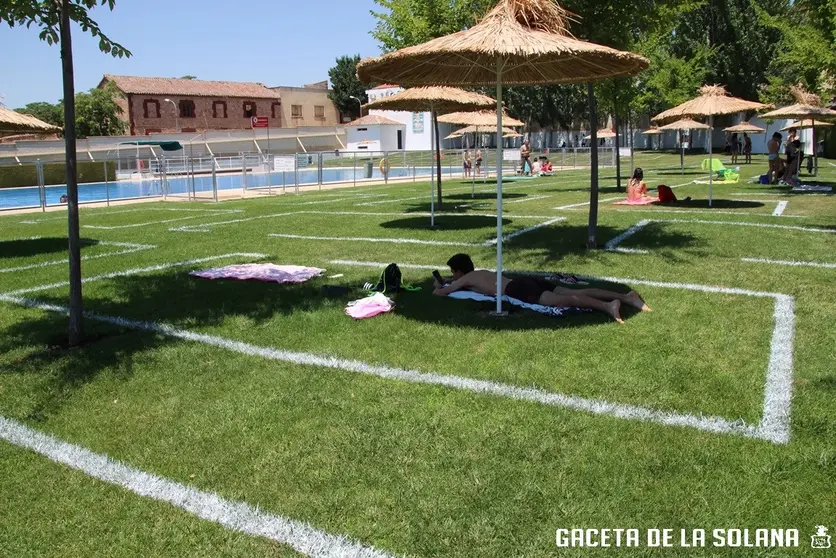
left=0, top=166, right=462, bottom=210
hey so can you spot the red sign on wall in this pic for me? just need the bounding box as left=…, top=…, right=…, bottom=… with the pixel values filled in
left=251, top=116, right=269, bottom=128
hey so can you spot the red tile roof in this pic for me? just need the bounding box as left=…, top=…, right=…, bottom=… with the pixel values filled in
left=347, top=114, right=404, bottom=126
left=102, top=75, right=281, bottom=99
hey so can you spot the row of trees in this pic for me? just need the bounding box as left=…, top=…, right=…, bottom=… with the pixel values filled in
left=15, top=81, right=127, bottom=137
left=367, top=0, right=836, bottom=131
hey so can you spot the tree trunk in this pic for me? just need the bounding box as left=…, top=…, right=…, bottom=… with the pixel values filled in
left=60, top=0, right=84, bottom=346
left=433, top=111, right=443, bottom=209
left=614, top=112, right=622, bottom=192
left=587, top=84, right=599, bottom=250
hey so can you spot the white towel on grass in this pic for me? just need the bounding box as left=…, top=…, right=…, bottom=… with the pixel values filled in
left=448, top=290, right=577, bottom=318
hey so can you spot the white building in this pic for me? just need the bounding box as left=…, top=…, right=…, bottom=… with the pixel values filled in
left=344, top=114, right=406, bottom=152
left=365, top=85, right=457, bottom=151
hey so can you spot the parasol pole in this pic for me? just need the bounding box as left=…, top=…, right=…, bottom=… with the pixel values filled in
left=812, top=121, right=818, bottom=177
left=495, top=62, right=505, bottom=315
left=680, top=130, right=684, bottom=174
left=708, top=114, right=714, bottom=207
left=430, top=108, right=436, bottom=227
left=472, top=126, right=477, bottom=198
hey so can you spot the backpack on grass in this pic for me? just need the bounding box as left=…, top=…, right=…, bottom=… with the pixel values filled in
left=364, top=263, right=420, bottom=293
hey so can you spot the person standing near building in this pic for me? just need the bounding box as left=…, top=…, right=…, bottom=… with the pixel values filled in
left=520, top=139, right=532, bottom=176
left=744, top=133, right=752, bottom=164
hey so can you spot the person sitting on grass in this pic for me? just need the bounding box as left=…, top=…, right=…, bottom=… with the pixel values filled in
left=540, top=158, right=554, bottom=175
left=432, top=254, right=651, bottom=324
left=626, top=167, right=652, bottom=201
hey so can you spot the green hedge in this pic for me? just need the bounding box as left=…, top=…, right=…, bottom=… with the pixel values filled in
left=0, top=161, right=117, bottom=189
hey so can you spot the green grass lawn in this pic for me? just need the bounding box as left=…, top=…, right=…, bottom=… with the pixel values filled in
left=1, top=152, right=835, bottom=556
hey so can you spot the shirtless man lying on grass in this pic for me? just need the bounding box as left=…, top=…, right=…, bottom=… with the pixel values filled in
left=432, top=254, right=651, bottom=324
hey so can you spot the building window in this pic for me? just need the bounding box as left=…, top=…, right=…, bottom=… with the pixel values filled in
left=271, top=102, right=281, bottom=119
left=179, top=100, right=196, bottom=118
left=143, top=99, right=160, bottom=118
left=291, top=105, right=303, bottom=118
left=243, top=102, right=256, bottom=118
left=213, top=100, right=227, bottom=119
left=314, top=105, right=325, bottom=119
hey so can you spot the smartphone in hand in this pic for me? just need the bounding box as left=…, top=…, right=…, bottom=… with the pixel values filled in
left=432, top=270, right=444, bottom=285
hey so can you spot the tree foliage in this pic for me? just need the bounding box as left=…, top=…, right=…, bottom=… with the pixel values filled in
left=74, top=81, right=125, bottom=137
left=1, top=0, right=131, bottom=58
left=15, top=101, right=65, bottom=127
left=328, top=55, right=373, bottom=120
left=14, top=83, right=126, bottom=137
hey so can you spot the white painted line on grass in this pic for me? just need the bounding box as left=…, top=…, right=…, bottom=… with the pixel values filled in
left=772, top=200, right=788, bottom=216
left=0, top=416, right=395, bottom=558
left=757, top=295, right=795, bottom=444
left=19, top=208, right=242, bottom=224
left=84, top=211, right=241, bottom=230
left=605, top=218, right=836, bottom=253
left=742, top=258, right=836, bottom=269
left=170, top=210, right=558, bottom=233
left=0, top=241, right=156, bottom=274
left=2, top=253, right=266, bottom=297
left=269, top=234, right=481, bottom=248
left=554, top=196, right=623, bottom=210
left=502, top=195, right=553, bottom=204
left=604, top=219, right=650, bottom=252
left=612, top=208, right=803, bottom=219
left=325, top=259, right=795, bottom=444
left=0, top=294, right=773, bottom=443
left=486, top=217, right=566, bottom=245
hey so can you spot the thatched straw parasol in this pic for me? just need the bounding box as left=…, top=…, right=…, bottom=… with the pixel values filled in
left=358, top=0, right=649, bottom=313
left=641, top=127, right=663, bottom=135
left=363, top=86, right=496, bottom=224
left=723, top=121, right=766, bottom=134
left=658, top=118, right=711, bottom=174
left=762, top=87, right=836, bottom=176
left=437, top=110, right=525, bottom=127
left=780, top=119, right=834, bottom=131
left=652, top=86, right=769, bottom=206
left=0, top=106, right=62, bottom=134
left=584, top=129, right=617, bottom=140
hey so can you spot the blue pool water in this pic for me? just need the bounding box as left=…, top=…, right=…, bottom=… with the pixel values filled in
left=0, top=166, right=459, bottom=210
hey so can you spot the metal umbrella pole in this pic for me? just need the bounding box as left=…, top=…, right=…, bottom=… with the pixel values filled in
left=708, top=115, right=714, bottom=207
left=494, top=62, right=505, bottom=315
left=430, top=110, right=436, bottom=227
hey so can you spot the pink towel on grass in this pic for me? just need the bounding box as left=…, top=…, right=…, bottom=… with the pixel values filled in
left=613, top=197, right=659, bottom=206
left=345, top=293, right=395, bottom=319
left=190, top=264, right=324, bottom=284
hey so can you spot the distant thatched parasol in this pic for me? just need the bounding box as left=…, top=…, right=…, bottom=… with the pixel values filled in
left=723, top=121, right=766, bottom=134
left=455, top=124, right=522, bottom=136
left=658, top=118, right=710, bottom=131
left=641, top=127, right=664, bottom=135
left=363, top=86, right=496, bottom=221
left=584, top=129, right=617, bottom=140
left=357, top=0, right=649, bottom=313
left=438, top=110, right=525, bottom=127
left=652, top=86, right=769, bottom=206
left=780, top=119, right=834, bottom=132
left=762, top=87, right=836, bottom=176
left=0, top=106, right=62, bottom=134
left=652, top=85, right=770, bottom=125
left=761, top=86, right=836, bottom=121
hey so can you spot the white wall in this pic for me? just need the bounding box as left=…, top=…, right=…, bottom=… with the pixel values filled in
left=345, top=123, right=405, bottom=152
left=366, top=86, right=455, bottom=151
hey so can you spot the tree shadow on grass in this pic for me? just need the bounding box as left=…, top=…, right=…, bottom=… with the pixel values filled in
left=654, top=199, right=766, bottom=210
left=380, top=215, right=513, bottom=231
left=649, top=170, right=706, bottom=176
left=544, top=186, right=623, bottom=194
left=500, top=222, right=702, bottom=265
left=0, top=269, right=347, bottom=422
left=0, top=237, right=99, bottom=260
left=445, top=192, right=526, bottom=201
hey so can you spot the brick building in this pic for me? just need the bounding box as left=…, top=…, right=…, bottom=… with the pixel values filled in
left=99, top=75, right=341, bottom=135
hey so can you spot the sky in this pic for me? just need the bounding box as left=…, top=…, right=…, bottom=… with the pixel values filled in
left=0, top=0, right=382, bottom=109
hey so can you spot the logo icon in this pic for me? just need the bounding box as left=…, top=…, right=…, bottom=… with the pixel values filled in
left=811, top=526, right=831, bottom=549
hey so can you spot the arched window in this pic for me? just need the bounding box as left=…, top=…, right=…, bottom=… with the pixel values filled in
left=213, top=100, right=227, bottom=119
left=143, top=99, right=160, bottom=118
